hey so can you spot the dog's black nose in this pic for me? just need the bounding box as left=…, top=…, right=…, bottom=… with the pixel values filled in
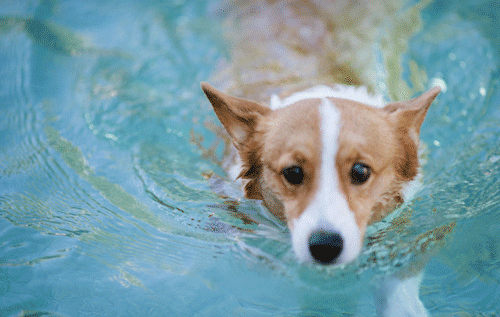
left=308, top=230, right=343, bottom=265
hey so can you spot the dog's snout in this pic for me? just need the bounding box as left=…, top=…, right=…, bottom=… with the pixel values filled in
left=308, top=230, right=343, bottom=265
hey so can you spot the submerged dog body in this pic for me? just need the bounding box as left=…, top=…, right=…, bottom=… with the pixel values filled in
left=202, top=82, right=440, bottom=266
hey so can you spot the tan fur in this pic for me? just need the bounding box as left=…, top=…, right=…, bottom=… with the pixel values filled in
left=259, top=99, right=322, bottom=222
left=201, top=83, right=440, bottom=237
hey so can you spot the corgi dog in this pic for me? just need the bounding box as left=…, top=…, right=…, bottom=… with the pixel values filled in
left=201, top=82, right=440, bottom=316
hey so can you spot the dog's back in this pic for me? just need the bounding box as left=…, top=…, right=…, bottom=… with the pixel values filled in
left=210, top=0, right=408, bottom=102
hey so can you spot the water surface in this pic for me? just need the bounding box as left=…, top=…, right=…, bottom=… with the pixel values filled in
left=1, top=0, right=500, bottom=316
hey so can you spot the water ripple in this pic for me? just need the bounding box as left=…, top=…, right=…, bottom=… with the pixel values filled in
left=1, top=0, right=500, bottom=316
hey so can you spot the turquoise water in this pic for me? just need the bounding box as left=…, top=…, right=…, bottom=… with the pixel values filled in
left=1, top=0, right=500, bottom=316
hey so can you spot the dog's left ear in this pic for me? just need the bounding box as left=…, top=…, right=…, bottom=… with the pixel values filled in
left=201, top=82, right=271, bottom=149
left=384, top=86, right=441, bottom=137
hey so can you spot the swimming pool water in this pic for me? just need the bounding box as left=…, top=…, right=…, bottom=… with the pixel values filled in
left=1, top=0, right=499, bottom=316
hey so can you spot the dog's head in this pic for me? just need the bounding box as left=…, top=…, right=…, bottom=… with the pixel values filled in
left=201, top=83, right=440, bottom=265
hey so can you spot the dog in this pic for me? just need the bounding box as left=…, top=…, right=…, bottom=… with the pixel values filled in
left=200, top=1, right=441, bottom=315
left=201, top=82, right=440, bottom=316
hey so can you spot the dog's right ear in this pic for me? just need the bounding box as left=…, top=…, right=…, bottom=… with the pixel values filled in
left=201, top=82, right=271, bottom=149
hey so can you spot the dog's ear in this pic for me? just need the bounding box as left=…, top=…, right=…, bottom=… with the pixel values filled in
left=384, top=86, right=441, bottom=138
left=201, top=82, right=270, bottom=148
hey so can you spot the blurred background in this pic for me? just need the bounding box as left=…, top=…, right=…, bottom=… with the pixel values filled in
left=0, top=0, right=499, bottom=315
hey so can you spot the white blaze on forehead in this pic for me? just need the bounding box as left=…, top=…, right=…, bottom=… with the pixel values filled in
left=291, top=98, right=362, bottom=264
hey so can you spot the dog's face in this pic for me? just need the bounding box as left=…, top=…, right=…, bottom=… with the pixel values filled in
left=202, top=83, right=440, bottom=265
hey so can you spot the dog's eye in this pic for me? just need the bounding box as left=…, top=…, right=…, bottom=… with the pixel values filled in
left=350, top=162, right=371, bottom=184
left=282, top=165, right=304, bottom=185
